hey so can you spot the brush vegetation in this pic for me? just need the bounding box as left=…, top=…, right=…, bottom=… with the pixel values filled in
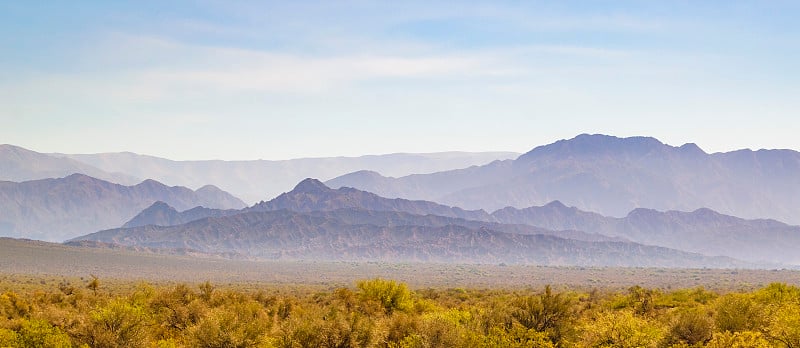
left=1, top=276, right=800, bottom=347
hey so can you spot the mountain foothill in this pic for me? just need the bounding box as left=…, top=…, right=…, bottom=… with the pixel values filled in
left=2, top=134, right=799, bottom=268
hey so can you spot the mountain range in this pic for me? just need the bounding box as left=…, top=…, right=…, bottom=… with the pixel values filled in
left=100, top=178, right=800, bottom=265
left=0, top=174, right=245, bottom=241
left=327, top=134, right=800, bottom=225
left=4, top=134, right=800, bottom=268
left=73, top=209, right=745, bottom=267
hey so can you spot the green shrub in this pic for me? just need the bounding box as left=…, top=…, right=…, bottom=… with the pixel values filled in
left=579, top=310, right=664, bottom=348
left=714, top=293, right=765, bottom=332
left=356, top=279, right=413, bottom=314
left=706, top=331, right=771, bottom=348
left=0, top=328, right=20, bottom=348
left=17, top=319, right=73, bottom=348
left=511, top=285, right=574, bottom=344
left=189, top=301, right=269, bottom=348
left=85, top=298, right=149, bottom=348
left=664, top=307, right=713, bottom=346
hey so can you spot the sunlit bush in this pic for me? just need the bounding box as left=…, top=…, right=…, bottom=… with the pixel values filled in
left=357, top=279, right=413, bottom=314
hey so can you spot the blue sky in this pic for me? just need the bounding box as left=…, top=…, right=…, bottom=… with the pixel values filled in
left=1, top=1, right=798, bottom=160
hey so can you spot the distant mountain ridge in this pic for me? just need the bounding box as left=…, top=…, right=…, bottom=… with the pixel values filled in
left=53, top=150, right=519, bottom=203
left=493, top=203, right=800, bottom=265
left=0, top=144, right=139, bottom=185
left=327, top=134, right=800, bottom=225
left=0, top=174, right=246, bottom=241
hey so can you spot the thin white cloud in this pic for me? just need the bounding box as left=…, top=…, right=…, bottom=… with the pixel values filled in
left=43, top=33, right=513, bottom=99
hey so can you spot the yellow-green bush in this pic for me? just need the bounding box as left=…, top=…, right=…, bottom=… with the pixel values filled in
left=1, top=276, right=799, bottom=348
left=357, top=278, right=413, bottom=314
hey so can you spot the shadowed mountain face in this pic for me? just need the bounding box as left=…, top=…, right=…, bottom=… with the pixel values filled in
left=0, top=144, right=139, bottom=185
left=493, top=203, right=800, bottom=265
left=73, top=210, right=746, bottom=267
left=53, top=151, right=519, bottom=204
left=0, top=174, right=246, bottom=242
left=326, top=134, right=800, bottom=225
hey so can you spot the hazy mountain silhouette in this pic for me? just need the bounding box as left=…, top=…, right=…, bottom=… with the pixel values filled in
left=0, top=144, right=139, bottom=184
left=53, top=151, right=518, bottom=204
left=492, top=202, right=800, bottom=265
left=0, top=174, right=246, bottom=241
left=73, top=210, right=747, bottom=267
left=327, top=134, right=800, bottom=224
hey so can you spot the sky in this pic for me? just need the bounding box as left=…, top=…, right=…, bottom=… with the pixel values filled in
left=1, top=1, right=798, bottom=160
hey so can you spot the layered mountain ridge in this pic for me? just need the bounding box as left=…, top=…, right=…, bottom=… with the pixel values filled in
left=4, top=134, right=799, bottom=268
left=327, top=134, right=800, bottom=225
left=51, top=150, right=518, bottom=203
left=105, top=178, right=800, bottom=265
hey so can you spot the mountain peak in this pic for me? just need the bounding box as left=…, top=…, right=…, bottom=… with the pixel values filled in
left=678, top=142, right=707, bottom=155
left=626, top=207, right=660, bottom=218
left=543, top=200, right=568, bottom=209
left=196, top=184, right=224, bottom=194
left=148, top=200, right=174, bottom=210
left=292, top=178, right=330, bottom=193
left=135, top=179, right=167, bottom=189
left=518, top=134, right=666, bottom=162
left=62, top=173, right=104, bottom=183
